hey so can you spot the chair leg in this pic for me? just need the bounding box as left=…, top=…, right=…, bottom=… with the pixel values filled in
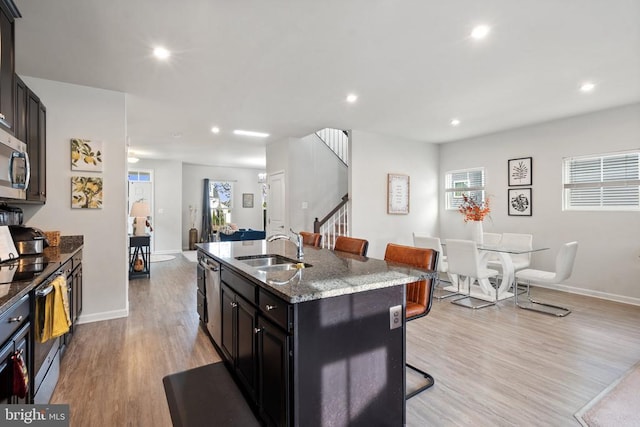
left=406, top=362, right=434, bottom=399
left=515, top=281, right=571, bottom=317
left=451, top=277, right=496, bottom=309
left=433, top=275, right=459, bottom=300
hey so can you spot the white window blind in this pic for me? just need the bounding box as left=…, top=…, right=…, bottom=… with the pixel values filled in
left=563, top=151, right=640, bottom=211
left=445, top=168, right=485, bottom=209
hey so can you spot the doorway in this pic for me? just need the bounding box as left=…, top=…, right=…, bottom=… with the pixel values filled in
left=128, top=169, right=154, bottom=252
left=267, top=171, right=285, bottom=236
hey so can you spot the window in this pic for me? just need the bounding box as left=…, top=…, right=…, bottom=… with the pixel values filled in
left=210, top=181, right=233, bottom=224
left=563, top=151, right=640, bottom=211
left=445, top=168, right=485, bottom=209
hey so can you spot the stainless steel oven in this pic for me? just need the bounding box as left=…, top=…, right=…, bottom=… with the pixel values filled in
left=32, top=272, right=62, bottom=404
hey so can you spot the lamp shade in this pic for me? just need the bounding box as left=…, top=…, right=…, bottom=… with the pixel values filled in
left=130, top=201, right=151, bottom=218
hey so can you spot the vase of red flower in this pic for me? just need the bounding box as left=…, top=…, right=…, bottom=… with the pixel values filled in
left=458, top=194, right=490, bottom=244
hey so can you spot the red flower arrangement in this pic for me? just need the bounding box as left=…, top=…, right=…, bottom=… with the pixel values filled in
left=458, top=194, right=490, bottom=222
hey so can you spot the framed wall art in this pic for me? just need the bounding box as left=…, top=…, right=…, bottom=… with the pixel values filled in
left=508, top=157, right=532, bottom=186
left=242, top=193, right=254, bottom=208
left=71, top=138, right=103, bottom=172
left=71, top=176, right=103, bottom=209
left=387, top=173, right=410, bottom=214
left=508, top=188, right=532, bottom=216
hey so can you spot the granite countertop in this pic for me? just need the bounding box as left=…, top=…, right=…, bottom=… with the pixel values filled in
left=0, top=235, right=84, bottom=316
left=197, top=240, right=431, bottom=304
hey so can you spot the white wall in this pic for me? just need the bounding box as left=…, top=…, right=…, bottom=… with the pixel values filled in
left=439, top=103, right=640, bottom=303
left=288, top=134, right=348, bottom=232
left=182, top=163, right=265, bottom=249
left=20, top=77, right=128, bottom=323
left=350, top=130, right=440, bottom=259
left=128, top=158, right=183, bottom=254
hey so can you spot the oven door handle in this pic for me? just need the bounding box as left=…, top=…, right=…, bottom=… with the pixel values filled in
left=35, top=285, right=54, bottom=297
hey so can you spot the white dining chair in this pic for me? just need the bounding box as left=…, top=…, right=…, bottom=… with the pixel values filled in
left=413, top=233, right=458, bottom=299
left=515, top=241, right=578, bottom=317
left=445, top=239, right=499, bottom=309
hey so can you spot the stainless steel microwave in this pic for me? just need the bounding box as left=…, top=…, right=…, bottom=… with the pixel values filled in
left=0, top=127, right=29, bottom=200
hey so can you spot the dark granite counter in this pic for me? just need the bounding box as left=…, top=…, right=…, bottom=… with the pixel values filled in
left=0, top=235, right=84, bottom=316
left=197, top=239, right=430, bottom=303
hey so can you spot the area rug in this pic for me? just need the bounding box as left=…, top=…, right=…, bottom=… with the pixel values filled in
left=182, top=251, right=198, bottom=263
left=163, top=363, right=259, bottom=427
left=150, top=254, right=176, bottom=263
left=575, top=361, right=640, bottom=426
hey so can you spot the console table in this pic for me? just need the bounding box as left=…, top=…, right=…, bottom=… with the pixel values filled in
left=129, top=234, right=151, bottom=279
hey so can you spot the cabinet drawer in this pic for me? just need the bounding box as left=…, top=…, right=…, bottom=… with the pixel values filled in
left=0, top=294, right=29, bottom=345
left=221, top=268, right=256, bottom=305
left=258, top=289, right=290, bottom=331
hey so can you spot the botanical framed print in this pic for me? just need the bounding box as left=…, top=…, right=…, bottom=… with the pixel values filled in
left=387, top=173, right=410, bottom=214
left=508, top=157, right=532, bottom=186
left=242, top=193, right=254, bottom=208
left=508, top=188, right=532, bottom=216
left=71, top=176, right=103, bottom=209
left=71, top=138, right=103, bottom=172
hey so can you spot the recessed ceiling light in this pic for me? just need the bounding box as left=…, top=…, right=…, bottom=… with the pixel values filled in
left=450, top=118, right=461, bottom=126
left=346, top=94, right=358, bottom=103
left=128, top=157, right=140, bottom=163
left=153, top=46, right=171, bottom=60
left=211, top=127, right=220, bottom=134
left=470, top=25, right=491, bottom=40
left=580, top=82, right=596, bottom=93
left=233, top=129, right=270, bottom=138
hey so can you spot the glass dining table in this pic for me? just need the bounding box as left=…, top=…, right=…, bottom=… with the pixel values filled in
left=441, top=243, right=549, bottom=302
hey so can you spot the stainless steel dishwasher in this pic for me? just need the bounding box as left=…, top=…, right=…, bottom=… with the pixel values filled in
left=199, top=254, right=221, bottom=345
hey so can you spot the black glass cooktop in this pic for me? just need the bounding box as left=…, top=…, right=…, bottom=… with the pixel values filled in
left=0, top=254, right=49, bottom=284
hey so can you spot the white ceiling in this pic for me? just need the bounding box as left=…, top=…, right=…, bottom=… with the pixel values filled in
left=13, top=0, right=640, bottom=169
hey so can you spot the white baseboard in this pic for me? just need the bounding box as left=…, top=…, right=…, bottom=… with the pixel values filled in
left=153, top=249, right=182, bottom=255
left=77, top=308, right=129, bottom=324
left=533, top=282, right=640, bottom=307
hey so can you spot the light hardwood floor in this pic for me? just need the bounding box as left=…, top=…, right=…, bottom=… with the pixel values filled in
left=51, top=254, right=640, bottom=426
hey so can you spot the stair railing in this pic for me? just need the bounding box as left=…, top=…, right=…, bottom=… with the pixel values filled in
left=314, top=194, right=349, bottom=249
left=315, top=128, right=349, bottom=166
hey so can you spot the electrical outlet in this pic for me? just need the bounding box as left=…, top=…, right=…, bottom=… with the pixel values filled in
left=389, top=305, right=402, bottom=330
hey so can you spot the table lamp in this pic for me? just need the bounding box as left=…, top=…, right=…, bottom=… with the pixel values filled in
left=130, top=201, right=151, bottom=236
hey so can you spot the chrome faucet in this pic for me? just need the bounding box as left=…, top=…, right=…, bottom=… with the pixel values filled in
left=267, top=228, right=304, bottom=259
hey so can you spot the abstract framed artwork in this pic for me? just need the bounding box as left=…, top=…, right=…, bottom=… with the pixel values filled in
left=71, top=138, right=103, bottom=172
left=387, top=173, right=410, bottom=214
left=71, top=176, right=103, bottom=209
left=508, top=157, right=532, bottom=186
left=508, top=188, right=532, bottom=216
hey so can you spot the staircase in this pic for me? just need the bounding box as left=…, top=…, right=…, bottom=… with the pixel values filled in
left=315, top=128, right=349, bottom=166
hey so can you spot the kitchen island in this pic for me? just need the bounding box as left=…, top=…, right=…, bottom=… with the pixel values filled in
left=197, top=240, right=430, bottom=427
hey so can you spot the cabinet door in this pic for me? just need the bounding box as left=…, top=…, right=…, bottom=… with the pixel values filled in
left=12, top=323, right=30, bottom=404
left=235, top=296, right=257, bottom=400
left=26, top=89, right=45, bottom=202
left=0, top=340, right=13, bottom=404
left=0, top=5, right=14, bottom=132
left=220, top=285, right=235, bottom=362
left=14, top=76, right=26, bottom=141
left=258, top=316, right=290, bottom=427
left=75, top=264, right=82, bottom=317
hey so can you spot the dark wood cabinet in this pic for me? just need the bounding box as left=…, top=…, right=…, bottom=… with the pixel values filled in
left=220, top=282, right=258, bottom=400
left=0, top=1, right=17, bottom=133
left=14, top=75, right=47, bottom=203
left=257, top=315, right=290, bottom=427
left=61, top=251, right=82, bottom=352
left=0, top=294, right=31, bottom=404
left=26, top=89, right=46, bottom=203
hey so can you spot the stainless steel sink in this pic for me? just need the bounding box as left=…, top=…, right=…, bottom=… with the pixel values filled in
left=235, top=254, right=311, bottom=272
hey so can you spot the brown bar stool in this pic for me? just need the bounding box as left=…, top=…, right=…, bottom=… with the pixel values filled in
left=333, top=236, right=369, bottom=256
left=384, top=243, right=439, bottom=399
left=299, top=231, right=322, bottom=247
